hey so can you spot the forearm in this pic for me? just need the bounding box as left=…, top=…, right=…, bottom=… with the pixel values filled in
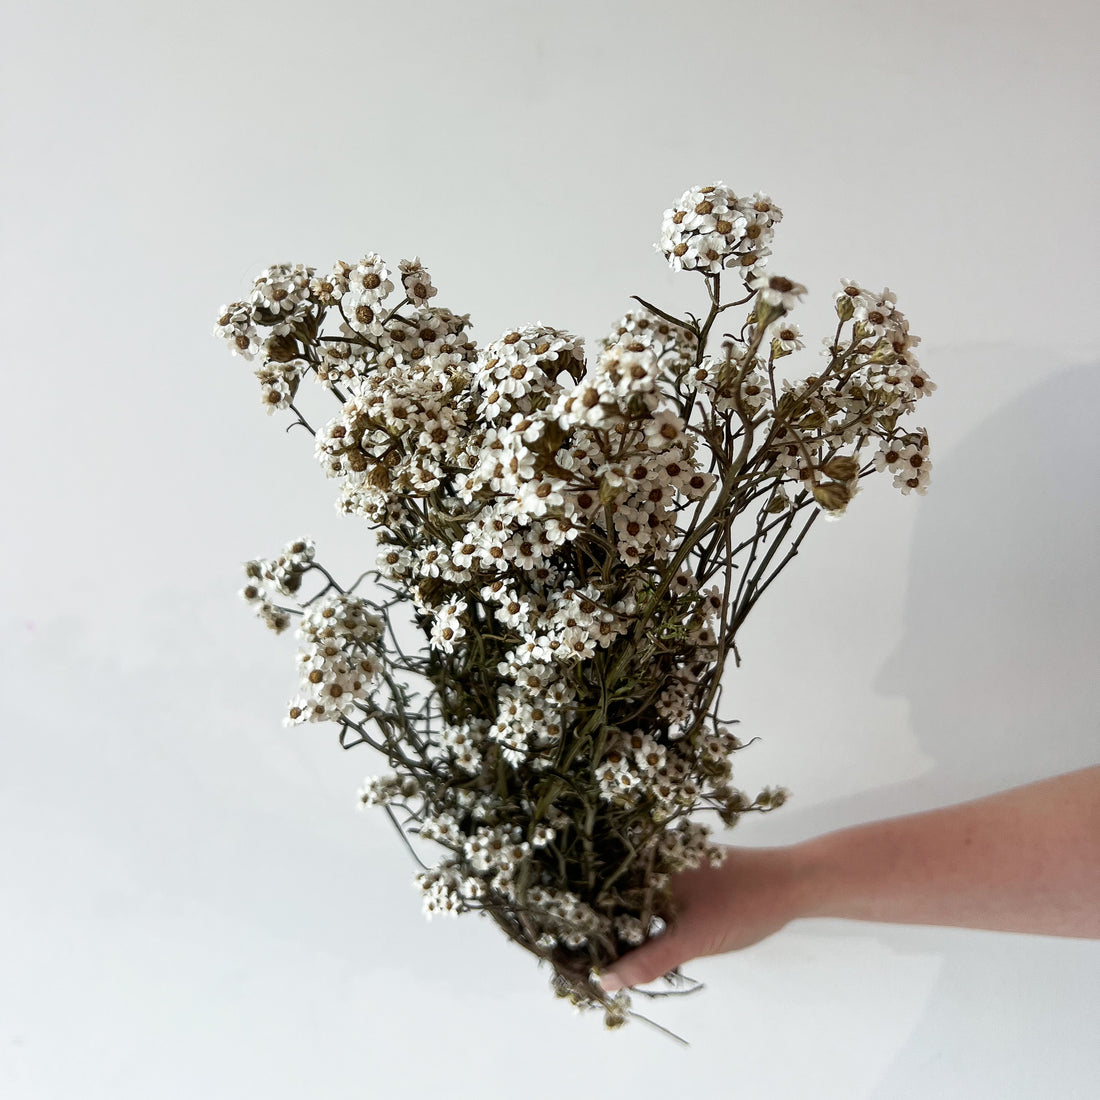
left=789, top=767, right=1100, bottom=938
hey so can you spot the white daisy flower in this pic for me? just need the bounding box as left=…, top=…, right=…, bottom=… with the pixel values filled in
left=349, top=252, right=395, bottom=304
left=749, top=274, right=808, bottom=311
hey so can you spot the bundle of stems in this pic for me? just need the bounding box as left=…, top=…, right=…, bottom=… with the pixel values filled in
left=214, top=183, right=933, bottom=1038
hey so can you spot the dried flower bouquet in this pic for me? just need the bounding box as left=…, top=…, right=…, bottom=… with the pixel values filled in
left=214, top=183, right=933, bottom=1038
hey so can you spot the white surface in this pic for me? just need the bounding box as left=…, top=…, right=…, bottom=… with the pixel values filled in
left=3, top=2, right=1098, bottom=1097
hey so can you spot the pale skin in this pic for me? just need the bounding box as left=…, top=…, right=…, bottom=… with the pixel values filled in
left=598, top=766, right=1100, bottom=992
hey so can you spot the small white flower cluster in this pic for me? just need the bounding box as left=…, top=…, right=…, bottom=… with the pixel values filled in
left=829, top=281, right=934, bottom=500
left=239, top=537, right=319, bottom=634
left=358, top=772, right=419, bottom=808
left=281, top=593, right=386, bottom=726
left=312, top=257, right=477, bottom=518
left=744, top=277, right=934, bottom=519
left=414, top=864, right=464, bottom=919
left=600, top=308, right=699, bottom=379
left=214, top=263, right=322, bottom=414
left=657, top=182, right=782, bottom=278
left=213, top=255, right=475, bottom=423
left=412, top=823, right=579, bottom=924
left=874, top=431, right=933, bottom=495
left=524, top=884, right=608, bottom=949
left=594, top=724, right=740, bottom=817
left=655, top=819, right=728, bottom=871
left=680, top=345, right=775, bottom=421
left=434, top=718, right=489, bottom=776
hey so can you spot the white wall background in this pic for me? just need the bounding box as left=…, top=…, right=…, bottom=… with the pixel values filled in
left=3, top=1, right=1097, bottom=1096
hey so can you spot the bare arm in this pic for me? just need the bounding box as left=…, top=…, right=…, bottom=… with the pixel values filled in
left=797, top=765, right=1100, bottom=936
left=598, top=767, right=1100, bottom=992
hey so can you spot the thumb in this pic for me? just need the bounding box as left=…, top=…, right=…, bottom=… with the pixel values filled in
left=599, top=925, right=692, bottom=992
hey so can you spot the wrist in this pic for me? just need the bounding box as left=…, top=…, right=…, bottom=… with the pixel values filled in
left=783, top=833, right=845, bottom=922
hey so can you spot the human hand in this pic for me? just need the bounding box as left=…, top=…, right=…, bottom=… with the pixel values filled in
left=598, top=843, right=806, bottom=992
left=600, top=765, right=1100, bottom=996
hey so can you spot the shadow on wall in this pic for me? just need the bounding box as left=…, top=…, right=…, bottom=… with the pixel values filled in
left=789, top=356, right=1098, bottom=834
left=836, top=357, right=1100, bottom=1099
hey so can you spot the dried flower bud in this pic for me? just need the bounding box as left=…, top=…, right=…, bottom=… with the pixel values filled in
left=264, top=332, right=302, bottom=363
left=749, top=299, right=786, bottom=329
left=811, top=480, right=852, bottom=512
left=538, top=421, right=565, bottom=454
left=869, top=341, right=898, bottom=365
left=821, top=455, right=861, bottom=481
left=551, top=974, right=572, bottom=998
left=774, top=392, right=798, bottom=420
left=756, top=786, right=790, bottom=811
left=258, top=601, right=292, bottom=634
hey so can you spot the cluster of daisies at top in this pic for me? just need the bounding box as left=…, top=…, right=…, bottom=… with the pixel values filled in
left=214, top=182, right=933, bottom=1027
